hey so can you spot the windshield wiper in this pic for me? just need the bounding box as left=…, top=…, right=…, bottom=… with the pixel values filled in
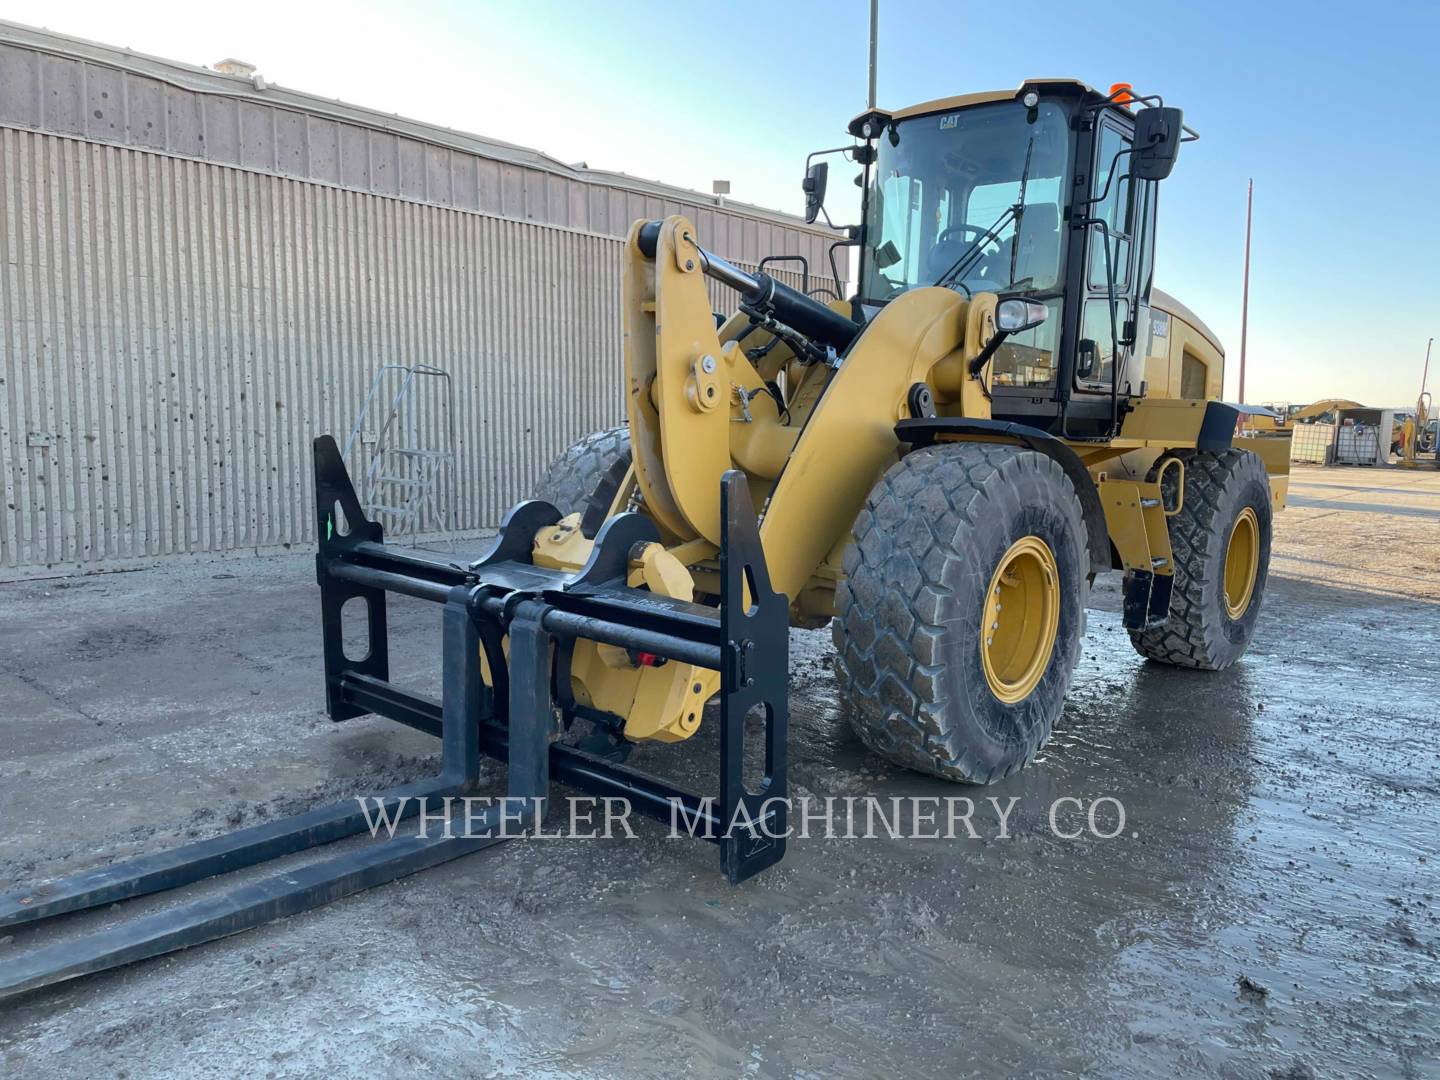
left=1007, top=132, right=1038, bottom=285
left=933, top=205, right=1016, bottom=295
left=935, top=126, right=1041, bottom=295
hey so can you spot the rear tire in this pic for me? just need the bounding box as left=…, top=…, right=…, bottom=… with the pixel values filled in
left=1129, top=449, right=1272, bottom=670
left=833, top=443, right=1088, bottom=783
left=530, top=425, right=631, bottom=537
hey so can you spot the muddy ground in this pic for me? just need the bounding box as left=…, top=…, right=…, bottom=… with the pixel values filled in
left=1, top=464, right=1437, bottom=1078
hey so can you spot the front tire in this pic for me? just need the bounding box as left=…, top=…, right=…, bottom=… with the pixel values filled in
left=833, top=443, right=1088, bottom=783
left=1129, top=449, right=1272, bottom=670
left=530, top=425, right=632, bottom=537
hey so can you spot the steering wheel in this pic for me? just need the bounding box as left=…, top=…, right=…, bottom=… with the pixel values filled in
left=929, top=223, right=1004, bottom=292
left=935, top=223, right=995, bottom=248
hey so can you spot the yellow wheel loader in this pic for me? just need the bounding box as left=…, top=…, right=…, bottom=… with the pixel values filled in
left=0, top=79, right=1291, bottom=998
left=1245, top=397, right=1364, bottom=433
left=1398, top=393, right=1437, bottom=467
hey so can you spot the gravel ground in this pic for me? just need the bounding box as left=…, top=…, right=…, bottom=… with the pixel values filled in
left=0, top=463, right=1437, bottom=1078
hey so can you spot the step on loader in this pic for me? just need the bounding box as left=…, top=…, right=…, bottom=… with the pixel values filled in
left=1, top=79, right=1291, bottom=999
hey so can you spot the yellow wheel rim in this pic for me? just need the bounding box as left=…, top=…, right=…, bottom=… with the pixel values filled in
left=1223, top=506, right=1260, bottom=619
left=980, top=536, right=1060, bottom=704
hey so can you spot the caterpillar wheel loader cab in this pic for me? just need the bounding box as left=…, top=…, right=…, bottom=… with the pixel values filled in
left=0, top=79, right=1290, bottom=999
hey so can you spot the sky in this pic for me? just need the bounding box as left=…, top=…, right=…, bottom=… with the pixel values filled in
left=4, top=0, right=1439, bottom=406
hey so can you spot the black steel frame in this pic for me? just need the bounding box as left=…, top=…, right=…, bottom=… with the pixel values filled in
left=0, top=435, right=789, bottom=999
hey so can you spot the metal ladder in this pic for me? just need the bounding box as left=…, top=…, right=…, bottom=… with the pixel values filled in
left=343, top=364, right=457, bottom=547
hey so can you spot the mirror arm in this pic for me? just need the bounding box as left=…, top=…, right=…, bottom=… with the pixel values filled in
left=968, top=330, right=1013, bottom=377
left=805, top=145, right=857, bottom=171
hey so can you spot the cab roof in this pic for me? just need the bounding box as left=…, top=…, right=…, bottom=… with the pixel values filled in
left=853, top=79, right=1122, bottom=131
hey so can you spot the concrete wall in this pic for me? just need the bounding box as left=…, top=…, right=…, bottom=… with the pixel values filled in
left=0, top=24, right=845, bottom=578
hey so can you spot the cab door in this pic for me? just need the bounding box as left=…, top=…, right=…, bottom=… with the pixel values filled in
left=1077, top=118, right=1144, bottom=397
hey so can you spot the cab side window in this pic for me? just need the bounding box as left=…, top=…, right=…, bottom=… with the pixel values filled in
left=1080, top=121, right=1136, bottom=389
left=1088, top=124, right=1133, bottom=289
left=878, top=174, right=927, bottom=290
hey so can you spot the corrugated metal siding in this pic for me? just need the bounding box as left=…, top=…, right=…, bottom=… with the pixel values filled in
left=0, top=25, right=845, bottom=577
left=0, top=128, right=835, bottom=577
left=0, top=33, right=841, bottom=276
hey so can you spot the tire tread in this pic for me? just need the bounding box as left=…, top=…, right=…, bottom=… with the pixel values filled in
left=833, top=444, right=1086, bottom=784
left=530, top=425, right=631, bottom=533
left=1129, top=448, right=1271, bottom=670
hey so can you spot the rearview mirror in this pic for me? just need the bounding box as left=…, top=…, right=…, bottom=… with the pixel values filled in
left=1131, top=107, right=1183, bottom=181
left=803, top=161, right=828, bottom=224
left=1076, top=338, right=1098, bottom=379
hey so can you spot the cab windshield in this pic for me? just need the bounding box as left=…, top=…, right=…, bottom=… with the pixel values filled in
left=859, top=100, right=1071, bottom=305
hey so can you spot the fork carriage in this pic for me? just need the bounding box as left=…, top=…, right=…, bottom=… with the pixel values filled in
left=0, top=436, right=788, bottom=1000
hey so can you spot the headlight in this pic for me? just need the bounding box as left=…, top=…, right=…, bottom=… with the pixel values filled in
left=995, top=298, right=1049, bottom=333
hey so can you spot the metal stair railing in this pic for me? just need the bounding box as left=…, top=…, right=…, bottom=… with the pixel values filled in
left=343, top=364, right=457, bottom=547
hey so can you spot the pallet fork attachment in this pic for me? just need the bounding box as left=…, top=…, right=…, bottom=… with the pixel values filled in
left=0, top=436, right=788, bottom=1000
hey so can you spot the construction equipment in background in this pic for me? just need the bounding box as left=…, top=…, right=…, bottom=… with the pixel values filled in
left=1398, top=394, right=1437, bottom=467
left=1247, top=397, right=1364, bottom=432
left=343, top=363, right=458, bottom=545
left=1, top=78, right=1292, bottom=998
left=1399, top=337, right=1437, bottom=468
left=1245, top=399, right=1377, bottom=466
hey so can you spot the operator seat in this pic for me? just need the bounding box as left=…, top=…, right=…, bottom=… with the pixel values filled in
left=1009, top=203, right=1061, bottom=288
